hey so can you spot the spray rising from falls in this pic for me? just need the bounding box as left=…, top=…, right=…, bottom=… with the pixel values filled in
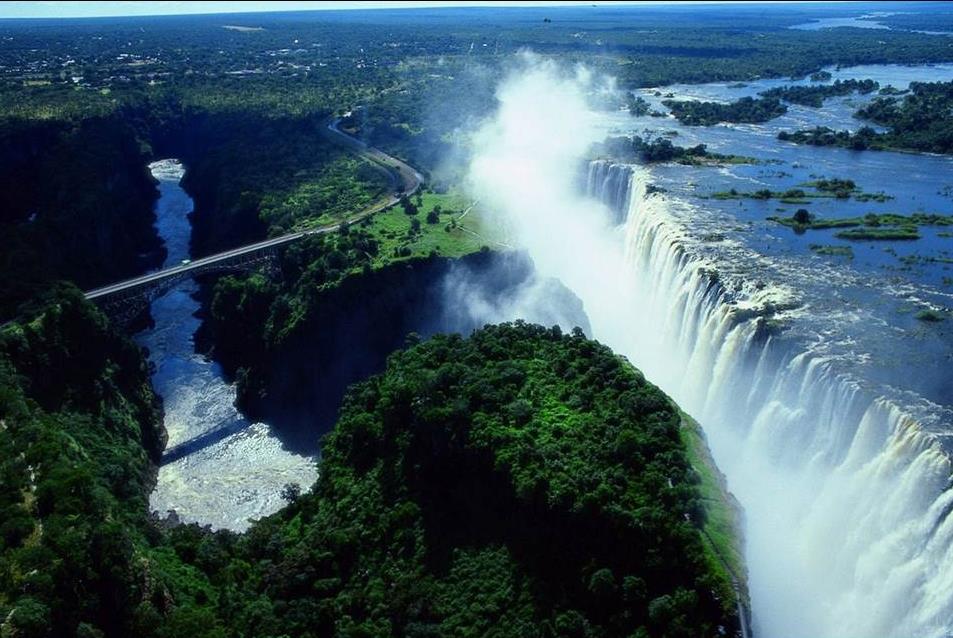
left=584, top=160, right=633, bottom=225
left=468, top=57, right=953, bottom=638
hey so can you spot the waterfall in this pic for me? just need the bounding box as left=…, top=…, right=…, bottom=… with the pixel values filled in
left=588, top=161, right=953, bottom=638
left=585, top=160, right=633, bottom=225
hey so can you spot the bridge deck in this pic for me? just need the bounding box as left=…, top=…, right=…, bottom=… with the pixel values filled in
left=85, top=118, right=421, bottom=303
left=85, top=231, right=307, bottom=299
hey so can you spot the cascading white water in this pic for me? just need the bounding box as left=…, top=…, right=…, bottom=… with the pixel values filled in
left=465, top=59, right=953, bottom=636
left=585, top=160, right=633, bottom=225
left=596, top=164, right=953, bottom=638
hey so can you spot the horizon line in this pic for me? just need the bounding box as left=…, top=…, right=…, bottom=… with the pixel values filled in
left=0, top=1, right=877, bottom=21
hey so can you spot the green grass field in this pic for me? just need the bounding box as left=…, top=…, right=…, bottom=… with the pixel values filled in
left=360, top=189, right=510, bottom=268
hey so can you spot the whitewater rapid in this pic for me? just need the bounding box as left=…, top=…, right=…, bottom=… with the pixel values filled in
left=586, top=160, right=953, bottom=638
left=138, top=159, right=317, bottom=531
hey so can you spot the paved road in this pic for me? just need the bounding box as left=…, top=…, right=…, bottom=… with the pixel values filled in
left=85, top=118, right=422, bottom=301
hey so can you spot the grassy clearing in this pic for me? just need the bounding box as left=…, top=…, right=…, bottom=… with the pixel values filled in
left=359, top=189, right=508, bottom=268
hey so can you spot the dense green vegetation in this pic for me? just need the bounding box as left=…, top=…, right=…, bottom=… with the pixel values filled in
left=626, top=94, right=652, bottom=116
left=768, top=211, right=952, bottom=239
left=778, top=80, right=953, bottom=154
left=710, top=181, right=890, bottom=204
left=915, top=308, right=946, bottom=322
left=202, top=194, right=502, bottom=390
left=702, top=177, right=893, bottom=204
left=836, top=227, right=921, bottom=241
left=0, top=98, right=398, bottom=317
left=0, top=287, right=169, bottom=638
left=599, top=135, right=756, bottom=165
left=777, top=125, right=882, bottom=151
left=0, top=296, right=744, bottom=637
left=875, top=10, right=953, bottom=35
left=878, top=85, right=909, bottom=96
left=10, top=7, right=953, bottom=638
left=804, top=178, right=893, bottom=202
left=854, top=80, right=953, bottom=153
left=13, top=6, right=953, bottom=635
left=226, top=322, right=743, bottom=636
left=194, top=322, right=742, bottom=637
left=806, top=178, right=857, bottom=194
left=206, top=228, right=386, bottom=370
left=164, top=112, right=391, bottom=256
left=677, top=413, right=745, bottom=592
left=662, top=97, right=787, bottom=126
left=760, top=78, right=879, bottom=107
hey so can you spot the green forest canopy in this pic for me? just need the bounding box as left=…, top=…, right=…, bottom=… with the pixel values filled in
left=0, top=292, right=741, bottom=638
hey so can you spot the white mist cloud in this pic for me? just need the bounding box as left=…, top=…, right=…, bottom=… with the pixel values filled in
left=462, top=52, right=637, bottom=347
left=439, top=255, right=591, bottom=334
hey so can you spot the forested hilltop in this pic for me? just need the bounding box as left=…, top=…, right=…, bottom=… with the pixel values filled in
left=0, top=294, right=744, bottom=637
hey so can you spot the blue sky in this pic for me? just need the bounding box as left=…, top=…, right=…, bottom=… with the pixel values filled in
left=0, top=1, right=655, bottom=19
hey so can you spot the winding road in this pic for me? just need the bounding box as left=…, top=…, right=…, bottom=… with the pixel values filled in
left=85, top=118, right=423, bottom=302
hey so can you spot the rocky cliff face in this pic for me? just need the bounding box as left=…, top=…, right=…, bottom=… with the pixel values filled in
left=202, top=250, right=589, bottom=454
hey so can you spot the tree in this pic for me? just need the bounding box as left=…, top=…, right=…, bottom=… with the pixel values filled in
left=627, top=95, right=651, bottom=116
left=6, top=598, right=51, bottom=638
left=280, top=482, right=302, bottom=503
left=400, top=195, right=418, bottom=216
left=588, top=568, right=617, bottom=598
left=793, top=209, right=812, bottom=225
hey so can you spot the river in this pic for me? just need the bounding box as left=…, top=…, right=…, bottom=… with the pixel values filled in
left=137, top=159, right=317, bottom=531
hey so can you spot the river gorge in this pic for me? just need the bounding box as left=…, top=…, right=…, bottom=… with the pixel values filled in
left=137, top=159, right=317, bottom=531
left=137, top=61, right=953, bottom=638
